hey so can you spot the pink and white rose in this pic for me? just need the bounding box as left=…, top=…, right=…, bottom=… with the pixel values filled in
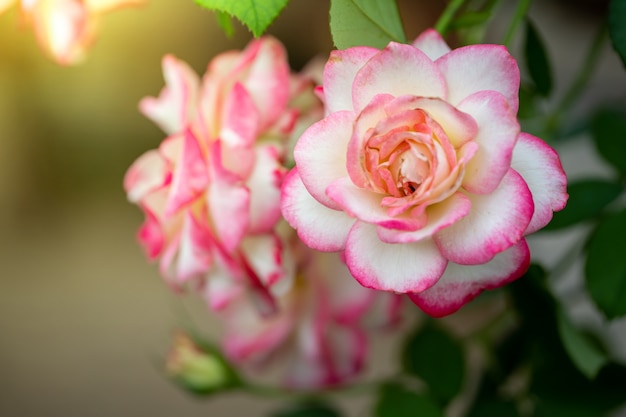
left=217, top=239, right=403, bottom=389
left=1, top=0, right=144, bottom=65
left=124, top=37, right=322, bottom=311
left=282, top=29, right=568, bottom=317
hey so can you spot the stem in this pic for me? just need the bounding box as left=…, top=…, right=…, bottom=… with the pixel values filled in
left=544, top=24, right=608, bottom=138
left=502, top=0, right=532, bottom=48
left=435, top=0, right=467, bottom=35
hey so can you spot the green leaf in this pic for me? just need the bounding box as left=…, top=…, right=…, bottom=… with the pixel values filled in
left=272, top=401, right=342, bottom=417
left=542, top=179, right=623, bottom=231
left=556, top=308, right=608, bottom=379
left=329, top=0, right=406, bottom=49
left=402, top=323, right=464, bottom=404
left=194, top=0, right=289, bottom=37
left=585, top=208, right=626, bottom=319
left=215, top=10, right=235, bottom=37
left=591, top=108, right=626, bottom=175
left=449, top=11, right=492, bottom=31
left=609, top=0, right=626, bottom=68
left=467, top=398, right=520, bottom=417
left=375, top=383, right=444, bottom=417
left=524, top=19, right=552, bottom=97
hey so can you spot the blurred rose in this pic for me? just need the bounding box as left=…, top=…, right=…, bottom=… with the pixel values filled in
left=217, top=238, right=403, bottom=389
left=125, top=37, right=322, bottom=311
left=1, top=0, right=143, bottom=64
left=282, top=29, right=568, bottom=317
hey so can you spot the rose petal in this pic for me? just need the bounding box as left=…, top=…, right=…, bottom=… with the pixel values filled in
left=434, top=169, right=533, bottom=265
left=124, top=149, right=169, bottom=203
left=409, top=239, right=530, bottom=317
left=436, top=44, right=520, bottom=113
left=164, top=130, right=209, bottom=217
left=345, top=221, right=448, bottom=293
left=294, top=110, right=354, bottom=209
left=281, top=168, right=354, bottom=251
left=247, top=144, right=285, bottom=233
left=220, top=82, right=260, bottom=148
left=327, top=176, right=425, bottom=231
left=376, top=192, right=471, bottom=243
left=323, top=46, right=380, bottom=113
left=412, top=29, right=452, bottom=61
left=512, top=133, right=568, bottom=234
left=207, top=140, right=250, bottom=252
left=139, top=55, right=200, bottom=135
left=458, top=90, right=520, bottom=194
left=352, top=42, right=447, bottom=112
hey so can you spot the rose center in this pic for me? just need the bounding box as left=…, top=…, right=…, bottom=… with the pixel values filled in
left=389, top=145, right=431, bottom=196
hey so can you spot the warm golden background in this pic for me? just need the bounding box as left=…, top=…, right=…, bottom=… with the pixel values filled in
left=0, top=0, right=624, bottom=416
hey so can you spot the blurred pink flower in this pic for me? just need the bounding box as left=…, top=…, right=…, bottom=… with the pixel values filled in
left=125, top=37, right=322, bottom=311
left=217, top=240, right=403, bottom=389
left=282, top=29, right=568, bottom=317
left=1, top=0, right=143, bottom=65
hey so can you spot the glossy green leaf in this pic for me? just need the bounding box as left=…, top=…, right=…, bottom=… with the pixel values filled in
left=272, top=402, right=342, bottom=417
left=609, top=0, right=626, bottom=68
left=195, top=0, right=289, bottom=37
left=329, top=0, right=406, bottom=49
left=591, top=108, right=626, bottom=175
left=585, top=208, right=626, bottom=319
left=557, top=308, right=608, bottom=379
left=402, top=323, right=464, bottom=404
left=375, top=383, right=443, bottom=417
left=524, top=19, right=552, bottom=96
left=542, top=179, right=623, bottom=231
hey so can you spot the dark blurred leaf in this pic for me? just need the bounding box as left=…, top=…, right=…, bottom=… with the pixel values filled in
left=517, top=84, right=538, bottom=119
left=272, top=401, right=342, bottom=417
left=585, top=208, right=626, bottom=319
left=402, top=322, right=464, bottom=404
left=524, top=19, right=553, bottom=96
left=214, top=10, right=235, bottom=37
left=449, top=11, right=491, bottom=30
left=329, top=0, right=406, bottom=49
left=591, top=109, right=626, bottom=175
left=609, top=0, right=626, bottom=68
left=557, top=308, right=608, bottom=378
left=542, top=179, right=623, bottom=231
left=375, top=383, right=443, bottom=417
left=467, top=398, right=520, bottom=417
left=194, top=0, right=289, bottom=37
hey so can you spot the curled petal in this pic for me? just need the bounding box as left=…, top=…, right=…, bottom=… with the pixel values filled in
left=512, top=133, right=568, bottom=234
left=345, top=222, right=448, bottom=293
left=139, top=55, right=200, bottom=134
left=376, top=192, right=471, bottom=243
left=435, top=169, right=533, bottom=265
left=409, top=240, right=530, bottom=317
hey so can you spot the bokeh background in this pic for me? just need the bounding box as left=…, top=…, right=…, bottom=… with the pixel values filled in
left=0, top=0, right=624, bottom=416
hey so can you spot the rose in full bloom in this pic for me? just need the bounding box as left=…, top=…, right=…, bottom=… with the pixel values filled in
left=0, top=0, right=143, bottom=64
left=282, top=29, right=568, bottom=317
left=124, top=37, right=322, bottom=311
left=217, top=239, right=403, bottom=389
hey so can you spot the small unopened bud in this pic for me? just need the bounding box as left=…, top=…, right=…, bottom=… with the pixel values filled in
left=166, top=331, right=237, bottom=394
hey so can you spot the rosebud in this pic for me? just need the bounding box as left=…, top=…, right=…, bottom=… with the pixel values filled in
left=166, top=331, right=239, bottom=394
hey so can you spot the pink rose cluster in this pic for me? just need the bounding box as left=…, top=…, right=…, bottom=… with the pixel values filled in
left=124, top=37, right=400, bottom=388
left=0, top=0, right=143, bottom=64
left=126, top=31, right=567, bottom=387
left=283, top=29, right=567, bottom=317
